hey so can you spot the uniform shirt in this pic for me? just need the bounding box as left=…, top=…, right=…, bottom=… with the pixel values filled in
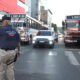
left=0, top=25, right=21, bottom=50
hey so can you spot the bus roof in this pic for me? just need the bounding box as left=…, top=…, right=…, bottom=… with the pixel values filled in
left=26, top=15, right=42, bottom=25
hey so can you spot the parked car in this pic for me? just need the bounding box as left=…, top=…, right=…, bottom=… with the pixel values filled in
left=32, top=30, right=55, bottom=48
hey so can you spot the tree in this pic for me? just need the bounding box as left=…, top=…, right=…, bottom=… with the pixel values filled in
left=62, top=21, right=67, bottom=31
left=62, top=21, right=66, bottom=33
left=51, top=23, right=57, bottom=32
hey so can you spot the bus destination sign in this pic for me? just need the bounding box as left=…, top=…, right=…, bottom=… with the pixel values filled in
left=66, top=15, right=80, bottom=20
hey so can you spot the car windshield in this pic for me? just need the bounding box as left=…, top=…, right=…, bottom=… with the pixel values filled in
left=38, top=31, right=51, bottom=36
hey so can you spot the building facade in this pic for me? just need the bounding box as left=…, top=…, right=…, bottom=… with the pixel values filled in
left=40, top=6, right=52, bottom=27
left=31, top=0, right=40, bottom=19
left=40, top=6, right=47, bottom=24
left=40, top=0, right=48, bottom=9
left=47, top=9, right=53, bottom=27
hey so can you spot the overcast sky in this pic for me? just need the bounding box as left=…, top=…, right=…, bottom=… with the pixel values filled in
left=47, top=0, right=80, bottom=27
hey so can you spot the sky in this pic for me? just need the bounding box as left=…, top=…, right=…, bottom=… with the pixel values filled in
left=47, top=0, right=80, bottom=27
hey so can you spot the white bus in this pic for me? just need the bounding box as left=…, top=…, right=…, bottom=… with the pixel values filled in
left=10, top=14, right=30, bottom=44
left=25, top=15, right=48, bottom=39
left=8, top=14, right=49, bottom=43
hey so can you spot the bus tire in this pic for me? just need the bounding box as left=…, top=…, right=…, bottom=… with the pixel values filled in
left=65, top=42, right=68, bottom=47
left=49, top=45, right=54, bottom=49
left=27, top=41, right=30, bottom=45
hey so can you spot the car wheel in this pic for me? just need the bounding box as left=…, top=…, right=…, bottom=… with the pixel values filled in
left=49, top=45, right=54, bottom=48
left=33, top=45, right=36, bottom=48
left=65, top=43, right=68, bottom=47
left=27, top=41, right=30, bottom=45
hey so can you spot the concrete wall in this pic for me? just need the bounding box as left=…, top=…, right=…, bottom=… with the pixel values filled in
left=40, top=7, right=52, bottom=27
left=40, top=9, right=48, bottom=24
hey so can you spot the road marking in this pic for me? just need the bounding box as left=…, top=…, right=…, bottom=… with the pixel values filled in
left=78, top=52, right=80, bottom=55
left=48, top=51, right=57, bottom=56
left=65, top=51, right=80, bottom=66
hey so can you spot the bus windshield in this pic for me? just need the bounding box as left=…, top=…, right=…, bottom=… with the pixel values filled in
left=66, top=22, right=79, bottom=28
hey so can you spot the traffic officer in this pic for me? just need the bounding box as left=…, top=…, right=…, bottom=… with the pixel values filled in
left=0, top=15, right=21, bottom=80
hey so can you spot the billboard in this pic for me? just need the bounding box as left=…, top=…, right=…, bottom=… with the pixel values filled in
left=20, top=0, right=25, bottom=3
left=0, top=0, right=25, bottom=14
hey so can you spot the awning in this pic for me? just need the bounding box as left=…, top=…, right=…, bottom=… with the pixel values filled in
left=0, top=0, right=25, bottom=14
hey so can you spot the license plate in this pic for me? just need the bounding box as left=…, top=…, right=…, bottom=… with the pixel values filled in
left=39, top=41, right=45, bottom=43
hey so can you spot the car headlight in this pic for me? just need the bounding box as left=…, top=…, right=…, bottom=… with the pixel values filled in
left=49, top=37, right=53, bottom=41
left=33, top=37, right=36, bottom=41
left=49, top=41, right=53, bottom=44
left=32, top=41, right=35, bottom=44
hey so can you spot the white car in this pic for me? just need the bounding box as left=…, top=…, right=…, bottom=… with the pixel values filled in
left=32, top=30, right=55, bottom=48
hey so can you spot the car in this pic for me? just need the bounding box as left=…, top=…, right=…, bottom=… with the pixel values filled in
left=32, top=30, right=55, bottom=48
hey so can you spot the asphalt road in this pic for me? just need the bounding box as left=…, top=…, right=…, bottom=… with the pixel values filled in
left=15, top=38, right=80, bottom=80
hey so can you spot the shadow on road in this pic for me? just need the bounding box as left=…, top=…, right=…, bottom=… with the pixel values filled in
left=33, top=46, right=54, bottom=50
left=21, top=42, right=30, bottom=46
left=65, top=43, right=80, bottom=49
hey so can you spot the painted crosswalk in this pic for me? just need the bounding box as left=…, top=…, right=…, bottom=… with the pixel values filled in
left=48, top=50, right=80, bottom=66
left=78, top=52, right=80, bottom=55
left=48, top=51, right=58, bottom=56
left=65, top=51, right=80, bottom=66
left=20, top=46, right=80, bottom=66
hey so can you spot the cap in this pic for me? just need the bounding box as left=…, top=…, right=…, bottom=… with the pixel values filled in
left=0, top=15, right=11, bottom=22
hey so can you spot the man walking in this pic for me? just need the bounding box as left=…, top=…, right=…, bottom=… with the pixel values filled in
left=0, top=15, right=21, bottom=80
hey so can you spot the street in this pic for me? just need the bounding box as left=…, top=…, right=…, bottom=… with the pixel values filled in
left=15, top=38, right=80, bottom=80
left=1, top=0, right=80, bottom=80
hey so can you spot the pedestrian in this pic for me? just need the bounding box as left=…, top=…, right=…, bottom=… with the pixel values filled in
left=55, top=31, right=59, bottom=48
left=55, top=31, right=58, bottom=43
left=0, top=15, right=21, bottom=80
